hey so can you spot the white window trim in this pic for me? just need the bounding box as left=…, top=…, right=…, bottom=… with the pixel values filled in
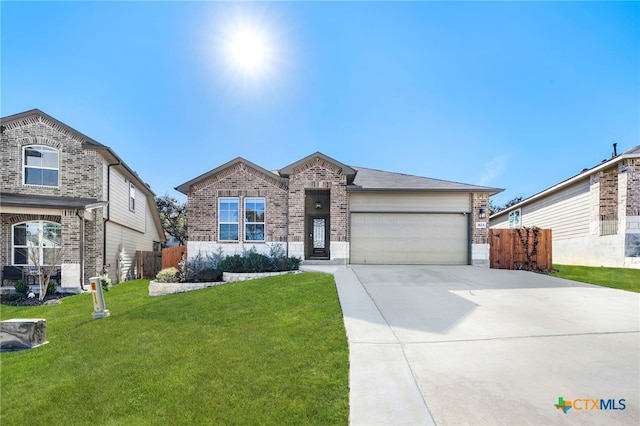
left=508, top=209, right=522, bottom=229
left=129, top=183, right=136, bottom=212
left=23, top=145, right=60, bottom=188
left=244, top=197, right=266, bottom=242
left=218, top=197, right=240, bottom=242
left=12, top=220, right=62, bottom=266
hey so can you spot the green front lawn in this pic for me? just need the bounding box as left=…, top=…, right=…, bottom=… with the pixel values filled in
left=552, top=264, right=640, bottom=293
left=0, top=273, right=348, bottom=425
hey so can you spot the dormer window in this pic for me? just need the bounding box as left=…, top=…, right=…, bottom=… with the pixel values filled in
left=23, top=145, right=59, bottom=187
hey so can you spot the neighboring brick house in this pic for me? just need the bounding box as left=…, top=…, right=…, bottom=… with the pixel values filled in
left=1, top=109, right=165, bottom=291
left=176, top=152, right=501, bottom=266
left=490, top=145, right=640, bottom=268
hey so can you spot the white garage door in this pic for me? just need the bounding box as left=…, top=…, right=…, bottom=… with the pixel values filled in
left=350, top=213, right=468, bottom=264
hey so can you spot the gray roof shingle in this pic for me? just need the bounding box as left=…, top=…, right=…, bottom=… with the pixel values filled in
left=349, top=167, right=503, bottom=193
left=1, top=193, right=107, bottom=210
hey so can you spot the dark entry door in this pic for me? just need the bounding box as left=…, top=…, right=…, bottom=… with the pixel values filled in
left=307, top=215, right=330, bottom=259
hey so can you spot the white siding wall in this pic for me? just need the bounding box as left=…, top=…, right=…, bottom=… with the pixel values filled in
left=104, top=167, right=162, bottom=282
left=491, top=179, right=590, bottom=241
left=520, top=179, right=590, bottom=240
left=490, top=178, right=629, bottom=267
left=108, top=167, right=146, bottom=233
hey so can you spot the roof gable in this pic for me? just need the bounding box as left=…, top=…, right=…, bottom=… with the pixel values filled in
left=1, top=109, right=164, bottom=240
left=1, top=109, right=156, bottom=196
left=1, top=109, right=106, bottom=149
left=278, top=152, right=356, bottom=179
left=175, top=157, right=287, bottom=194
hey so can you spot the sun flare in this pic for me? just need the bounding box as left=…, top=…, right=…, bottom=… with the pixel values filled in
left=216, top=11, right=280, bottom=85
left=227, top=28, right=270, bottom=73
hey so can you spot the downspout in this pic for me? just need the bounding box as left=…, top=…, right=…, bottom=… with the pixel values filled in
left=285, top=187, right=290, bottom=259
left=467, top=194, right=473, bottom=265
left=76, top=210, right=85, bottom=290
left=103, top=160, right=121, bottom=276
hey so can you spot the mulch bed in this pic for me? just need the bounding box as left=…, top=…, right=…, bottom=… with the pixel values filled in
left=0, top=292, right=76, bottom=307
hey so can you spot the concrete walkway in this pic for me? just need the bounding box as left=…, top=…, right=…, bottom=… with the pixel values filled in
left=302, top=264, right=640, bottom=426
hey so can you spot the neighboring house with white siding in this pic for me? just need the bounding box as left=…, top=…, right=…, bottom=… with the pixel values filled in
left=1, top=109, right=165, bottom=291
left=490, top=145, right=640, bottom=268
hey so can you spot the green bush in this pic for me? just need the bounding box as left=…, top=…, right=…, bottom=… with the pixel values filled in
left=13, top=280, right=30, bottom=296
left=6, top=292, right=24, bottom=302
left=100, top=273, right=112, bottom=292
left=155, top=267, right=181, bottom=283
left=182, top=249, right=225, bottom=282
left=242, top=248, right=272, bottom=272
left=196, top=268, right=222, bottom=283
left=220, top=254, right=244, bottom=273
left=46, top=280, right=57, bottom=296
left=286, top=256, right=302, bottom=271
left=182, top=246, right=302, bottom=282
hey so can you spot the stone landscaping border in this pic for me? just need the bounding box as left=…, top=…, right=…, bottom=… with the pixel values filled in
left=149, top=271, right=299, bottom=297
left=223, top=270, right=297, bottom=283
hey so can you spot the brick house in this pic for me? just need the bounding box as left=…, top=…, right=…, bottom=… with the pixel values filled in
left=1, top=109, right=165, bottom=291
left=176, top=152, right=501, bottom=266
left=490, top=145, right=640, bottom=268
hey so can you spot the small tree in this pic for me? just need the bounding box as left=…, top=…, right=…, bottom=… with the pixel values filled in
left=28, top=244, right=66, bottom=301
left=155, top=194, right=187, bottom=245
left=489, top=195, right=525, bottom=215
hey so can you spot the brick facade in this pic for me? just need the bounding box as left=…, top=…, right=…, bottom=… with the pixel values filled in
left=1, top=111, right=163, bottom=289
left=598, top=166, right=618, bottom=218
left=287, top=158, right=349, bottom=243
left=625, top=159, right=640, bottom=216
left=187, top=162, right=288, bottom=243
left=186, top=157, right=352, bottom=261
left=1, top=117, right=106, bottom=287
left=184, top=153, right=495, bottom=266
left=1, top=118, right=103, bottom=198
left=471, top=193, right=490, bottom=244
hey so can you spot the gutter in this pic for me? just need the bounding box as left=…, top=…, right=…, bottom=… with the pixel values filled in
left=490, top=151, right=639, bottom=221
left=76, top=210, right=85, bottom=290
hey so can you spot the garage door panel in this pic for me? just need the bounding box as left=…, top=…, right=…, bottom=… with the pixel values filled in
left=350, top=192, right=470, bottom=212
left=351, top=213, right=468, bottom=264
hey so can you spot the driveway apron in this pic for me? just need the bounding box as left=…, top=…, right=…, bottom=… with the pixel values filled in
left=334, top=265, right=639, bottom=426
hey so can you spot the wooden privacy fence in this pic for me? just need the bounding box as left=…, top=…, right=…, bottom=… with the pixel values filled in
left=489, top=228, right=552, bottom=270
left=162, top=246, right=187, bottom=270
left=135, top=250, right=162, bottom=279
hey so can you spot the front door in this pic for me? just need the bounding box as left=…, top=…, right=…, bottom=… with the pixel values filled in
left=307, top=215, right=330, bottom=259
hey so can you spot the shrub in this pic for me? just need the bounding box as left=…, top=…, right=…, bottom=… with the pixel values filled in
left=100, top=274, right=112, bottom=292
left=220, top=254, right=244, bottom=273
left=46, top=280, right=57, bottom=296
left=155, top=267, right=181, bottom=283
left=182, top=249, right=225, bottom=282
left=242, top=247, right=272, bottom=272
left=6, top=292, right=24, bottom=302
left=14, top=280, right=30, bottom=296
left=196, top=268, right=222, bottom=282
left=286, top=256, right=302, bottom=271
left=180, top=246, right=302, bottom=281
left=268, top=243, right=288, bottom=271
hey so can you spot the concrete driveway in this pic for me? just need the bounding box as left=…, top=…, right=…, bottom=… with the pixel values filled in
left=334, top=265, right=639, bottom=425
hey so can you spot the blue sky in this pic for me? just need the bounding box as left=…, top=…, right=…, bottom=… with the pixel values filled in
left=2, top=1, right=638, bottom=206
